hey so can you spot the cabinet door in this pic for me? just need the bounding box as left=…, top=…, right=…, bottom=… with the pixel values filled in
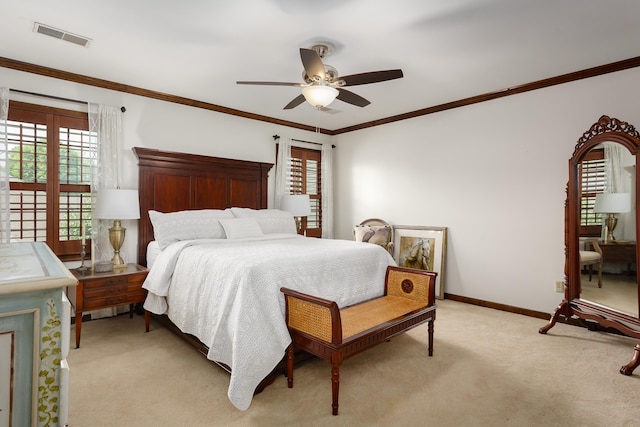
left=0, top=309, right=38, bottom=426
left=0, top=330, right=13, bottom=427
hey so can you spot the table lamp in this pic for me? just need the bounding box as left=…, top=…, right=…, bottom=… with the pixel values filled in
left=95, top=188, right=140, bottom=268
left=281, top=194, right=311, bottom=234
left=594, top=192, right=631, bottom=242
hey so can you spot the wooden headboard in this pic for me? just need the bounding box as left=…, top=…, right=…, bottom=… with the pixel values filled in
left=133, top=147, right=273, bottom=266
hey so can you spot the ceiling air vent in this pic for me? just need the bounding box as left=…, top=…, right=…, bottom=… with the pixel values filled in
left=33, top=22, right=91, bottom=47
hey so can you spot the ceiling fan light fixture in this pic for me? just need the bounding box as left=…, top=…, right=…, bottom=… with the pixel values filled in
left=301, top=85, right=339, bottom=108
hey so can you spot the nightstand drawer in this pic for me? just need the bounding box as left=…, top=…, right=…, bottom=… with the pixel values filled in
left=83, top=274, right=146, bottom=289
left=83, top=286, right=146, bottom=310
left=83, top=295, right=130, bottom=310
left=84, top=284, right=128, bottom=300
left=128, top=285, right=146, bottom=298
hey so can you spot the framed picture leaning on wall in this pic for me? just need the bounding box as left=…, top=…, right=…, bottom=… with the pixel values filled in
left=392, top=225, right=447, bottom=299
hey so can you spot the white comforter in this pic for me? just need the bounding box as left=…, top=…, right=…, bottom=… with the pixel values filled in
left=143, top=234, right=396, bottom=410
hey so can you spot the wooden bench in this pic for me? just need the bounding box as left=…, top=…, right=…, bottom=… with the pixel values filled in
left=280, top=265, right=437, bottom=415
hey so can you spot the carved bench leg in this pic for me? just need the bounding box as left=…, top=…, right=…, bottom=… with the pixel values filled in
left=287, top=344, right=294, bottom=388
left=331, top=363, right=340, bottom=416
left=620, top=343, right=640, bottom=376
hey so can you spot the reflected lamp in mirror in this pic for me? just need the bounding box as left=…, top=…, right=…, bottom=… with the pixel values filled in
left=95, top=188, right=140, bottom=268
left=594, top=192, right=631, bottom=242
left=281, top=194, right=311, bottom=234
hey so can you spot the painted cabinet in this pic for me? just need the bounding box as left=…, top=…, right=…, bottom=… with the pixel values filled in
left=0, top=242, right=77, bottom=427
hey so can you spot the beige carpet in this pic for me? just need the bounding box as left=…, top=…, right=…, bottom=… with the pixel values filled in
left=67, top=300, right=640, bottom=426
left=580, top=273, right=638, bottom=316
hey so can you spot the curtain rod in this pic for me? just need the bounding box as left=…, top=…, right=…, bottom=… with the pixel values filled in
left=273, top=135, right=335, bottom=148
left=10, top=88, right=126, bottom=112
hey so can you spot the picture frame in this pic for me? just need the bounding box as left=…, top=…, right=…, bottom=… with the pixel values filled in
left=392, top=225, right=447, bottom=299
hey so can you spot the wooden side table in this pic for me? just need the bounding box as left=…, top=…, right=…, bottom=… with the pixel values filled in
left=72, top=263, right=150, bottom=348
left=599, top=241, right=636, bottom=274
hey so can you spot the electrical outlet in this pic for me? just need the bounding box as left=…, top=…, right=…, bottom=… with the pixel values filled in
left=554, top=280, right=564, bottom=293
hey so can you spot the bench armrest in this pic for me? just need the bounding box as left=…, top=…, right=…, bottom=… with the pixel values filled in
left=281, top=287, right=343, bottom=344
left=385, top=266, right=437, bottom=307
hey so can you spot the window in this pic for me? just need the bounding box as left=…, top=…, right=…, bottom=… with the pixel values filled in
left=5, top=101, right=96, bottom=259
left=290, top=146, right=322, bottom=237
left=579, top=149, right=606, bottom=236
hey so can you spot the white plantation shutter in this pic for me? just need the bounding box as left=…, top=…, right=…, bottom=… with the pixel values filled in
left=580, top=149, right=606, bottom=227
left=290, top=146, right=322, bottom=237
left=6, top=101, right=96, bottom=258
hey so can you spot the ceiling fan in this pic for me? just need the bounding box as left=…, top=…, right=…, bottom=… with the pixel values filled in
left=236, top=44, right=403, bottom=110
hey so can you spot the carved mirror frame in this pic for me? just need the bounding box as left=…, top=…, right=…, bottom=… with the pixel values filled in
left=539, top=115, right=640, bottom=375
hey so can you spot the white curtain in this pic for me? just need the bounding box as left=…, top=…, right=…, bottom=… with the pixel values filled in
left=605, top=142, right=626, bottom=193
left=89, top=103, right=125, bottom=318
left=604, top=142, right=633, bottom=240
left=0, top=88, right=9, bottom=243
left=321, top=143, right=333, bottom=239
left=89, top=103, right=124, bottom=263
left=274, top=136, right=291, bottom=209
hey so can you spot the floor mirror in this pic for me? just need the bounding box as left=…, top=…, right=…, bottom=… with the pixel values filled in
left=539, top=115, right=640, bottom=375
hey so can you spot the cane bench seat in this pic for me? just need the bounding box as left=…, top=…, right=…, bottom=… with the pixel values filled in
left=341, top=296, right=427, bottom=338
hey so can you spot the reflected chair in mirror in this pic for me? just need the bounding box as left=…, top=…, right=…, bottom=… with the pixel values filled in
left=579, top=237, right=603, bottom=288
left=353, top=218, right=394, bottom=254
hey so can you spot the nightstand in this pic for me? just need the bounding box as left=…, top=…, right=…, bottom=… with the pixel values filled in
left=599, top=241, right=636, bottom=274
left=72, top=263, right=150, bottom=348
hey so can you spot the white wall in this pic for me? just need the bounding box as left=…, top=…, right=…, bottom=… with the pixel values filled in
left=333, top=67, right=640, bottom=313
left=3, top=65, right=640, bottom=314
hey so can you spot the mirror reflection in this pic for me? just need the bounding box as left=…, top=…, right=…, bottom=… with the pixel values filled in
left=578, top=142, right=638, bottom=316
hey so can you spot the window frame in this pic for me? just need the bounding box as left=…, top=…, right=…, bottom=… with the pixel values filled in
left=7, top=100, right=92, bottom=260
left=282, top=145, right=323, bottom=237
left=579, top=148, right=606, bottom=237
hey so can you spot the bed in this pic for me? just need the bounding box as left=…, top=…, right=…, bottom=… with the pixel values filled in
left=134, top=147, right=396, bottom=410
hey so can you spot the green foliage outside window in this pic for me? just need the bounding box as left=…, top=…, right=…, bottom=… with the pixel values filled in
left=8, top=142, right=47, bottom=183
left=8, top=142, right=85, bottom=184
left=8, top=141, right=90, bottom=242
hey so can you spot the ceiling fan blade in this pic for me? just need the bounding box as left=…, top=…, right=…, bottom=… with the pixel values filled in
left=236, top=81, right=303, bottom=87
left=336, top=88, right=370, bottom=107
left=300, top=48, right=326, bottom=81
left=339, top=69, right=404, bottom=86
left=283, top=94, right=306, bottom=110
left=318, top=106, right=341, bottom=114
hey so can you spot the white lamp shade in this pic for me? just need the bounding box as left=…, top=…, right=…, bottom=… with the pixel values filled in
left=281, top=194, right=311, bottom=217
left=95, top=188, right=141, bottom=219
left=301, top=85, right=339, bottom=108
left=594, top=192, right=631, bottom=213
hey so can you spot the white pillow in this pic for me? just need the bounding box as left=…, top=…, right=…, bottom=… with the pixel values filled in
left=219, top=217, right=264, bottom=239
left=230, top=207, right=297, bottom=234
left=354, top=225, right=391, bottom=246
left=148, top=209, right=233, bottom=249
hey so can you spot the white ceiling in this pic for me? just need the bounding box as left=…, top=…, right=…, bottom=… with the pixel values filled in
left=1, top=0, right=640, bottom=131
